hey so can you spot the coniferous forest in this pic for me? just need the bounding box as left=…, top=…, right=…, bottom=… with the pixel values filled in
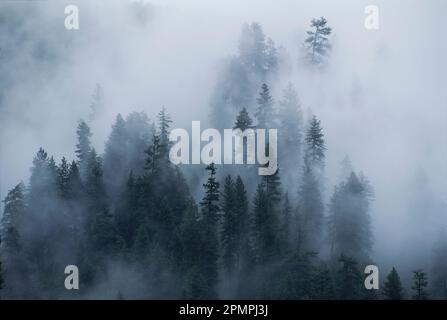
left=0, top=1, right=446, bottom=300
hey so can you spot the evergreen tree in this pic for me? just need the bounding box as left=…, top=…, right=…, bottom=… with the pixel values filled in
left=303, top=17, right=332, bottom=66
left=336, top=255, right=363, bottom=299
left=1, top=183, right=26, bottom=252
left=200, top=163, right=220, bottom=224
left=328, top=172, right=373, bottom=261
left=311, top=263, right=335, bottom=299
left=252, top=178, right=281, bottom=265
left=234, top=107, right=253, bottom=131
left=383, top=267, right=404, bottom=300
left=103, top=114, right=129, bottom=198
left=67, top=161, right=84, bottom=200
left=278, top=83, right=303, bottom=186
left=221, top=175, right=237, bottom=274
left=197, top=163, right=220, bottom=298
left=255, top=83, right=275, bottom=128
left=412, top=269, right=429, bottom=300
left=157, top=107, right=173, bottom=151
left=57, top=157, right=70, bottom=199
left=297, top=165, right=324, bottom=252
left=75, top=119, right=92, bottom=179
left=279, top=193, right=292, bottom=253
left=431, top=228, right=447, bottom=299
left=239, top=22, right=278, bottom=77
left=304, top=115, right=326, bottom=169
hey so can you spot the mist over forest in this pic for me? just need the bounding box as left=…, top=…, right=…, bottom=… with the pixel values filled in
left=0, top=0, right=446, bottom=299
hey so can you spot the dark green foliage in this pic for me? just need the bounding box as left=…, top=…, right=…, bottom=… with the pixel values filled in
left=234, top=107, right=253, bottom=131
left=336, top=255, right=363, bottom=299
left=303, top=17, right=332, bottom=66
left=328, top=172, right=373, bottom=261
left=75, top=120, right=92, bottom=179
left=383, top=267, right=404, bottom=300
left=304, top=115, right=326, bottom=169
left=311, top=263, right=335, bottom=299
left=412, top=269, right=429, bottom=300
left=298, top=165, right=324, bottom=251
left=200, top=163, right=220, bottom=224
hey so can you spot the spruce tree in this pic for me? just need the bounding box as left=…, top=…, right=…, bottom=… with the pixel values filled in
left=255, top=83, right=275, bottom=128
left=221, top=175, right=237, bottom=274
left=411, top=269, right=429, bottom=300
left=75, top=119, right=92, bottom=179
left=303, top=17, right=332, bottom=66
left=297, top=164, right=324, bottom=252
left=200, top=163, right=220, bottom=224
left=311, top=263, right=335, bottom=299
left=328, top=172, right=373, bottom=261
left=336, top=255, right=363, bottom=299
left=198, top=163, right=220, bottom=298
left=103, top=114, right=128, bottom=198
left=383, top=267, right=404, bottom=300
left=234, top=107, right=253, bottom=131
left=1, top=183, right=26, bottom=252
left=304, top=115, right=326, bottom=169
left=57, top=157, right=70, bottom=199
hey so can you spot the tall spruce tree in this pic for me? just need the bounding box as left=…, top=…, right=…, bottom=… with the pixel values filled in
left=336, top=255, right=363, bottom=299
left=1, top=183, right=26, bottom=252
left=303, top=17, right=332, bottom=66
left=328, top=172, right=373, bottom=261
left=221, top=175, right=237, bottom=274
left=278, top=83, right=303, bottom=188
left=383, top=267, right=404, bottom=300
left=297, top=164, right=324, bottom=252
left=234, top=107, right=253, bottom=131
left=304, top=115, right=326, bottom=169
left=412, top=269, right=429, bottom=300
left=255, top=83, right=275, bottom=128
left=198, top=163, right=220, bottom=298
left=103, top=114, right=128, bottom=198
left=75, top=119, right=92, bottom=179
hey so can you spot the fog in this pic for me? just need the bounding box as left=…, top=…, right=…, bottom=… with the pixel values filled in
left=1, top=0, right=446, bottom=293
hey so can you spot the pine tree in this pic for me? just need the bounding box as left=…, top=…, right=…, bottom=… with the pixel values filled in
left=279, top=193, right=292, bottom=253
left=221, top=175, right=237, bottom=274
left=103, top=114, right=129, bottom=198
left=297, top=164, right=324, bottom=252
left=304, top=115, right=326, bottom=169
left=1, top=183, right=26, bottom=252
left=57, top=157, right=70, bottom=199
left=200, top=163, right=220, bottom=224
left=239, top=22, right=278, bottom=76
left=303, top=17, right=332, bottom=66
left=383, top=267, right=404, bottom=300
left=328, top=172, right=373, bottom=261
left=255, top=83, right=275, bottom=128
left=75, top=119, right=92, bottom=179
left=311, top=263, right=335, bottom=299
left=252, top=178, right=281, bottom=265
left=198, top=163, right=220, bottom=298
left=234, top=107, right=253, bottom=131
left=412, top=269, right=429, bottom=300
left=336, top=255, right=363, bottom=299
left=157, top=107, right=173, bottom=151
left=67, top=161, right=84, bottom=200
left=278, top=83, right=303, bottom=186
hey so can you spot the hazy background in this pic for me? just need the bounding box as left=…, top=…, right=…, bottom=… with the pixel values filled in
left=0, top=0, right=446, bottom=284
